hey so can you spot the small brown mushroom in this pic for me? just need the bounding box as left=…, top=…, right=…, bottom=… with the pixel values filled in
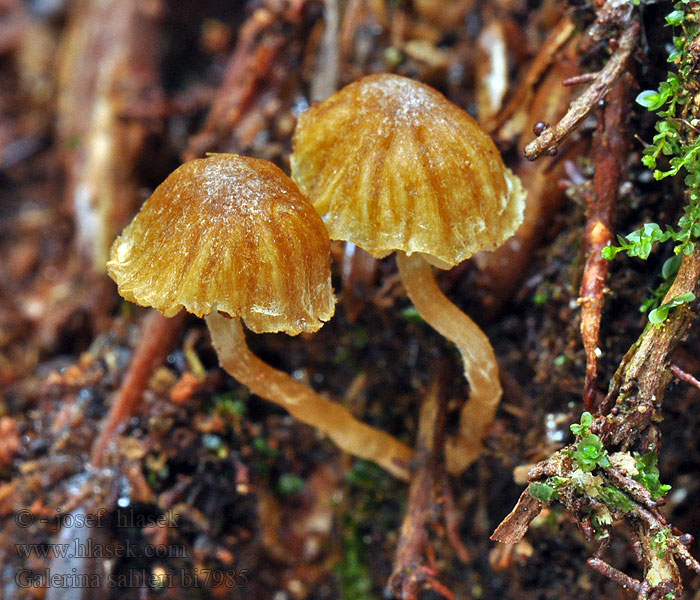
left=106, top=153, right=412, bottom=479
left=291, top=74, right=526, bottom=474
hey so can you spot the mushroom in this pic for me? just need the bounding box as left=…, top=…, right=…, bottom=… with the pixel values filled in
left=106, top=153, right=412, bottom=479
left=290, top=74, right=526, bottom=474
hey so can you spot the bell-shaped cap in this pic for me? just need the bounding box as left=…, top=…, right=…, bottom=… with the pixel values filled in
left=107, top=154, right=336, bottom=335
left=291, top=74, right=526, bottom=268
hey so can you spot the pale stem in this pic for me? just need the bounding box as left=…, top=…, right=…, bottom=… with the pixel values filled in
left=205, top=311, right=413, bottom=480
left=396, top=251, right=502, bottom=474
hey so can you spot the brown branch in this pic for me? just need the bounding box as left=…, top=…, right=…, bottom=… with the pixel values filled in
left=385, top=366, right=455, bottom=600
left=490, top=487, right=544, bottom=544
left=485, top=16, right=575, bottom=135
left=493, top=242, right=700, bottom=593
left=523, top=21, right=639, bottom=161
left=601, top=243, right=700, bottom=446
left=587, top=557, right=643, bottom=594
left=669, top=363, right=700, bottom=392
left=184, top=0, right=309, bottom=160
left=90, top=310, right=186, bottom=466
left=579, top=72, right=635, bottom=411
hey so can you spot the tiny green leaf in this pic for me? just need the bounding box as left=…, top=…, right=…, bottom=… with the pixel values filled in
left=636, top=90, right=662, bottom=109
left=666, top=10, right=684, bottom=25
left=528, top=482, right=557, bottom=503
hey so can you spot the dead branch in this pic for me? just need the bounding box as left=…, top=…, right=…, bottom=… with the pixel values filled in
left=669, top=363, right=700, bottom=392
left=184, top=0, right=309, bottom=160
left=523, top=20, right=639, bottom=161
left=579, top=72, right=635, bottom=411
left=485, top=16, right=575, bottom=137
left=493, top=243, right=700, bottom=594
left=601, top=243, right=700, bottom=446
left=385, top=366, right=455, bottom=600
left=90, top=310, right=186, bottom=467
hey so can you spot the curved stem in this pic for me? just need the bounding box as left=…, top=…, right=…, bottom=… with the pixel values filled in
left=396, top=252, right=502, bottom=474
left=205, top=311, right=412, bottom=480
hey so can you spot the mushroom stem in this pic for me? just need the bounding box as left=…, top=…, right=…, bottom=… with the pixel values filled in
left=205, top=311, right=413, bottom=480
left=396, top=252, right=502, bottom=474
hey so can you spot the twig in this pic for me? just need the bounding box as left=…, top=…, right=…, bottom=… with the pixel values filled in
left=669, top=363, right=700, bottom=392
left=587, top=557, right=643, bottom=594
left=90, top=310, right=186, bottom=466
left=523, top=21, right=639, bottom=160
left=601, top=243, right=700, bottom=445
left=562, top=72, right=599, bottom=86
left=485, top=16, right=575, bottom=135
left=493, top=242, right=700, bottom=594
left=385, top=366, right=455, bottom=600
left=490, top=487, right=544, bottom=544
left=579, top=72, right=634, bottom=411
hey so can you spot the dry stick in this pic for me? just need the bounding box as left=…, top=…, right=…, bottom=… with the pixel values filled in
left=206, top=311, right=412, bottom=481
left=484, top=16, right=575, bottom=135
left=523, top=21, right=640, bottom=161
left=91, top=310, right=186, bottom=466
left=579, top=72, right=634, bottom=411
left=385, top=368, right=454, bottom=600
left=587, top=558, right=643, bottom=594
left=601, top=242, right=700, bottom=445
left=493, top=245, right=700, bottom=592
left=669, top=363, right=700, bottom=392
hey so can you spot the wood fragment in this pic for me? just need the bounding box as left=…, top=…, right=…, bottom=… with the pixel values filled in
left=669, top=363, right=700, bottom=392
left=385, top=366, right=456, bottom=600
left=485, top=16, right=575, bottom=137
left=523, top=21, right=639, bottom=161
left=587, top=557, right=643, bottom=593
left=490, top=488, right=544, bottom=544
left=579, top=72, right=634, bottom=410
left=90, top=310, right=186, bottom=467
left=601, top=243, right=700, bottom=445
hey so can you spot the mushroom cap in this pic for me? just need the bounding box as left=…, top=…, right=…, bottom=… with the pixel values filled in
left=107, top=154, right=336, bottom=335
left=291, top=73, right=526, bottom=268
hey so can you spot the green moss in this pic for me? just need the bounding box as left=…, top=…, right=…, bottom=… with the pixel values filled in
left=634, top=452, right=672, bottom=499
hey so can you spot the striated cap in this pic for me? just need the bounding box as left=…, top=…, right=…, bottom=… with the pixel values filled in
left=107, top=154, right=336, bottom=335
left=291, top=73, right=526, bottom=268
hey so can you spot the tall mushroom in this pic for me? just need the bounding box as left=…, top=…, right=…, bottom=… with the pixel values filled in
left=106, top=153, right=412, bottom=479
left=291, top=74, right=526, bottom=474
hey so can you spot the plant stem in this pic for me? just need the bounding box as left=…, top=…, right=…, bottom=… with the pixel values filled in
left=205, top=311, right=413, bottom=480
left=396, top=252, right=501, bottom=474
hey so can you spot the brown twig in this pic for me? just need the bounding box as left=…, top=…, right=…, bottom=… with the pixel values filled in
left=90, top=310, right=186, bottom=466
left=385, top=366, right=455, bottom=600
left=523, top=21, right=639, bottom=161
left=579, top=72, right=634, bottom=411
left=485, top=16, right=575, bottom=136
left=601, top=243, right=700, bottom=444
left=493, top=243, right=700, bottom=594
left=184, top=0, right=309, bottom=160
left=669, top=363, right=700, bottom=392
left=562, top=72, right=600, bottom=87
left=587, top=557, right=643, bottom=594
